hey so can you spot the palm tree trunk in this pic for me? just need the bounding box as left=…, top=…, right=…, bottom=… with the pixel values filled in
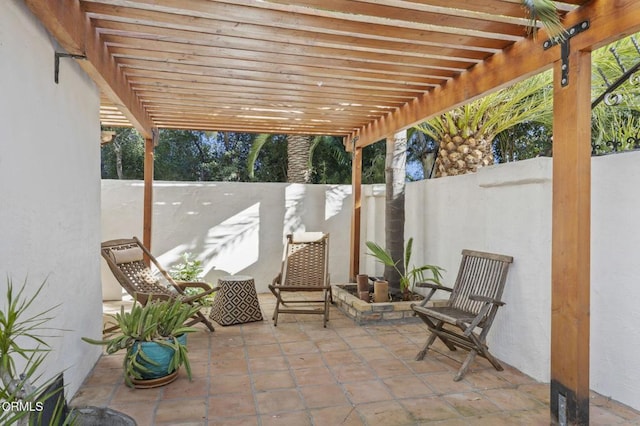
left=287, top=134, right=312, bottom=183
left=385, top=131, right=406, bottom=295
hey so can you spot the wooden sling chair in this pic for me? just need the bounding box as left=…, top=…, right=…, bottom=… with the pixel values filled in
left=101, top=237, right=218, bottom=332
left=411, top=249, right=513, bottom=381
left=269, top=232, right=332, bottom=327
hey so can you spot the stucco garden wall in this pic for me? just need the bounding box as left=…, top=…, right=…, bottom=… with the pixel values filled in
left=1, top=1, right=103, bottom=399
left=101, top=181, right=353, bottom=297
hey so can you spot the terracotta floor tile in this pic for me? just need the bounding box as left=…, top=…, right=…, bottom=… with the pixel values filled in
left=154, top=398, right=207, bottom=423
left=482, top=387, right=544, bottom=411
left=383, top=375, right=435, bottom=399
left=314, top=338, right=350, bottom=352
left=299, top=384, right=351, bottom=408
left=245, top=343, right=282, bottom=359
left=322, top=350, right=362, bottom=366
left=252, top=370, right=296, bottom=391
left=345, top=335, right=382, bottom=349
left=107, top=402, right=155, bottom=426
left=279, top=340, right=319, bottom=355
left=69, top=384, right=115, bottom=407
left=254, top=388, right=306, bottom=414
left=260, top=411, right=312, bottom=426
left=310, top=405, right=365, bottom=426
left=208, top=416, right=259, bottom=426
left=354, top=347, right=395, bottom=361
left=210, top=357, right=249, bottom=375
left=111, top=383, right=162, bottom=404
left=518, top=383, right=551, bottom=405
left=419, top=372, right=475, bottom=395
left=400, top=396, right=462, bottom=423
left=442, top=392, right=502, bottom=417
left=292, top=366, right=336, bottom=386
left=210, top=373, right=251, bottom=394
left=208, top=393, right=256, bottom=418
left=368, top=358, right=413, bottom=378
left=356, top=400, right=416, bottom=426
left=343, top=379, right=394, bottom=404
left=162, top=376, right=209, bottom=399
left=248, top=355, right=289, bottom=372
left=286, top=353, right=325, bottom=370
left=331, top=363, right=377, bottom=383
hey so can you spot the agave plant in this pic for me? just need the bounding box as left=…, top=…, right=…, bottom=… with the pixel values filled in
left=83, top=298, right=201, bottom=388
left=366, top=238, right=444, bottom=297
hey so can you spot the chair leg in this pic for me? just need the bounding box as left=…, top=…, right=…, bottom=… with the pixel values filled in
left=454, top=349, right=477, bottom=381
left=468, top=333, right=503, bottom=372
left=416, top=331, right=438, bottom=361
left=198, top=312, right=216, bottom=332
left=322, top=290, right=330, bottom=328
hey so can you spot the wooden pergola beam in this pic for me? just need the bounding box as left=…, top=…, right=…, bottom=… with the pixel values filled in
left=348, top=0, right=640, bottom=148
left=23, top=0, right=155, bottom=139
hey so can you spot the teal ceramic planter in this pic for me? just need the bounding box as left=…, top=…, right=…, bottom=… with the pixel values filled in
left=130, top=334, right=186, bottom=379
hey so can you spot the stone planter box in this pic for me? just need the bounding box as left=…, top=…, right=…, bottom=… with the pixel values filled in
left=332, top=284, right=446, bottom=325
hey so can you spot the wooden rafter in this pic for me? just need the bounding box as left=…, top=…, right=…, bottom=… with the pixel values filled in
left=24, top=0, right=154, bottom=138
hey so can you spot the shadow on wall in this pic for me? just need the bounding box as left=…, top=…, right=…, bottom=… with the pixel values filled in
left=102, top=181, right=353, bottom=294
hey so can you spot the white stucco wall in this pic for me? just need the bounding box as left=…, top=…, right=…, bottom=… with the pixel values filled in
left=591, top=152, right=640, bottom=409
left=403, top=159, right=554, bottom=382
left=1, top=1, right=103, bottom=399
left=101, top=181, right=353, bottom=295
left=363, top=156, right=640, bottom=410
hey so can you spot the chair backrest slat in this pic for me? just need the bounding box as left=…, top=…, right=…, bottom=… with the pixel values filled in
left=449, top=249, right=513, bottom=318
left=282, top=233, right=329, bottom=288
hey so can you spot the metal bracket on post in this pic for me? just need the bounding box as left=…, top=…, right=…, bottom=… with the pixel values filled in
left=543, top=21, right=590, bottom=87
left=54, top=52, right=86, bottom=84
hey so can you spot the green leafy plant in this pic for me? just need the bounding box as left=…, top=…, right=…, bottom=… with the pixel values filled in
left=170, top=252, right=204, bottom=282
left=170, top=253, right=215, bottom=305
left=82, top=298, right=200, bottom=388
left=366, top=238, right=444, bottom=296
left=0, top=277, right=71, bottom=425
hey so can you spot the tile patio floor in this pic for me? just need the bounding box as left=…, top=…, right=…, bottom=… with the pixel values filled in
left=71, top=294, right=640, bottom=425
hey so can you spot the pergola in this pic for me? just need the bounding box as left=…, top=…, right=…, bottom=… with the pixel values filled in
left=24, top=1, right=640, bottom=424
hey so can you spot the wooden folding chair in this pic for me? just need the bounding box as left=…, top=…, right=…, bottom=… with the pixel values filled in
left=268, top=232, right=331, bottom=327
left=412, top=249, right=513, bottom=381
left=101, top=237, right=218, bottom=332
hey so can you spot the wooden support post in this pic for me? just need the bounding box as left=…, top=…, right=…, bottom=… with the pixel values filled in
left=143, top=133, right=156, bottom=262
left=550, top=49, right=591, bottom=425
left=349, top=145, right=363, bottom=281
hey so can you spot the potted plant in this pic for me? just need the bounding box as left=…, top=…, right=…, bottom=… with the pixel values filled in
left=83, top=297, right=201, bottom=388
left=366, top=237, right=444, bottom=300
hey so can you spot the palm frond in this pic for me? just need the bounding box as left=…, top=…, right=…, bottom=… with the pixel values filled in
left=247, top=134, right=271, bottom=179
left=521, top=0, right=565, bottom=40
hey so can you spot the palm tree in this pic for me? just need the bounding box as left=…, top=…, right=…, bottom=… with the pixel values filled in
left=248, top=133, right=312, bottom=183
left=286, top=134, right=312, bottom=183
left=417, top=71, right=553, bottom=177
left=384, top=130, right=407, bottom=294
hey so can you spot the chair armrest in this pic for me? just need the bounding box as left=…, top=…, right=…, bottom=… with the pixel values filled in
left=413, top=283, right=452, bottom=308
left=415, top=282, right=452, bottom=292
left=176, top=281, right=212, bottom=291
left=469, top=294, right=505, bottom=306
